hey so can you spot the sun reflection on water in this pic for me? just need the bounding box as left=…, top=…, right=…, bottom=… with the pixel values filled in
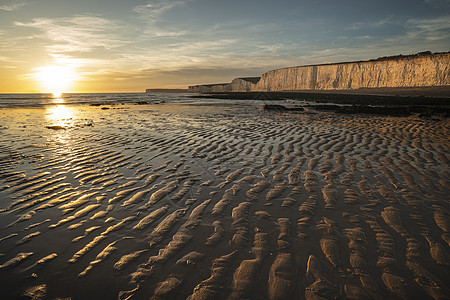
left=45, top=105, right=75, bottom=128
left=53, top=95, right=64, bottom=102
left=45, top=104, right=76, bottom=156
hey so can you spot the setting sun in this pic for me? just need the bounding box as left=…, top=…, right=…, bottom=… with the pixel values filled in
left=34, top=65, right=77, bottom=95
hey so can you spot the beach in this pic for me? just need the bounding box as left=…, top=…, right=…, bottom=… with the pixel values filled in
left=0, top=99, right=449, bottom=299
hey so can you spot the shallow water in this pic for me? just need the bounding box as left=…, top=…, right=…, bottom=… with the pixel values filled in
left=0, top=92, right=296, bottom=108
left=0, top=100, right=449, bottom=299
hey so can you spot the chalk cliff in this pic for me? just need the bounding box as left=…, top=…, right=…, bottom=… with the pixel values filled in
left=254, top=52, right=450, bottom=91
left=231, top=77, right=261, bottom=92
left=188, top=52, right=450, bottom=93
left=188, top=83, right=229, bottom=93
left=188, top=77, right=260, bottom=93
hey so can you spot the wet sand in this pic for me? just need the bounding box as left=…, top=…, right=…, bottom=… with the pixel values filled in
left=0, top=103, right=449, bottom=299
left=189, top=88, right=450, bottom=116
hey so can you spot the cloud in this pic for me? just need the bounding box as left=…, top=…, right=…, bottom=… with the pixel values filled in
left=133, top=0, right=193, bottom=37
left=5, top=1, right=297, bottom=75
left=15, top=14, right=125, bottom=53
left=405, top=15, right=450, bottom=40
left=4, top=1, right=448, bottom=92
left=423, top=0, right=450, bottom=8
left=168, top=39, right=238, bottom=54
left=133, top=0, right=190, bottom=20
left=323, top=14, right=449, bottom=63
left=76, top=65, right=271, bottom=91
left=0, top=29, right=29, bottom=64
left=112, top=37, right=301, bottom=73
left=349, top=16, right=394, bottom=30
left=0, top=0, right=26, bottom=11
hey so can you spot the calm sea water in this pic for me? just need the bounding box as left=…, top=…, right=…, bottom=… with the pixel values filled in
left=0, top=93, right=186, bottom=108
left=0, top=93, right=293, bottom=108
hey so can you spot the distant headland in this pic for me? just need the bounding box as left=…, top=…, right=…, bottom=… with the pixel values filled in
left=186, top=51, right=450, bottom=94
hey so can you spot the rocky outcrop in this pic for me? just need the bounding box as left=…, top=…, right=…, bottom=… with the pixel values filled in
left=188, top=52, right=450, bottom=93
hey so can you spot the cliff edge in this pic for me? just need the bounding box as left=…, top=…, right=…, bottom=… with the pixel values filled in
left=255, top=52, right=450, bottom=91
left=188, top=52, right=450, bottom=93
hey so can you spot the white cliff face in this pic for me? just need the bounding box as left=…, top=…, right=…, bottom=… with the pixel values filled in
left=230, top=78, right=259, bottom=92
left=189, top=78, right=261, bottom=93
left=254, top=53, right=450, bottom=91
left=211, top=84, right=231, bottom=92
left=188, top=83, right=230, bottom=93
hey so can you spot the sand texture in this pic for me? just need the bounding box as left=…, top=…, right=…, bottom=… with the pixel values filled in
left=0, top=103, right=449, bottom=299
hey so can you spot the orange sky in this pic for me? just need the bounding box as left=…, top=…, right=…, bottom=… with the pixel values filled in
left=1, top=0, right=449, bottom=93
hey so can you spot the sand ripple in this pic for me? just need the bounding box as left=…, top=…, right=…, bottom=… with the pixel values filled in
left=0, top=105, right=448, bottom=299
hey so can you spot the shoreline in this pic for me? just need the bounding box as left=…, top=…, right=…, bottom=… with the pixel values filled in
left=281, top=85, right=450, bottom=98
left=188, top=85, right=450, bottom=101
left=188, top=87, right=450, bottom=117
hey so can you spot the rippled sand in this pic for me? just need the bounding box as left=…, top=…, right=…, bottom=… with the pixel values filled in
left=0, top=104, right=449, bottom=299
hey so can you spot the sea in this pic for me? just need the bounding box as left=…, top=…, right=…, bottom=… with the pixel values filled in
left=0, top=93, right=294, bottom=108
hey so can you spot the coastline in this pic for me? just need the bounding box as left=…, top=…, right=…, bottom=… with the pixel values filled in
left=188, top=87, right=450, bottom=117
left=279, top=85, right=450, bottom=98
left=188, top=52, right=450, bottom=93
left=188, top=85, right=450, bottom=99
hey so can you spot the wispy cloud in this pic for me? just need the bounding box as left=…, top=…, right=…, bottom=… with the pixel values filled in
left=325, top=14, right=450, bottom=63
left=405, top=15, right=450, bottom=40
left=0, top=29, right=27, bottom=63
left=423, top=0, right=450, bottom=8
left=15, top=14, right=125, bottom=53
left=90, top=39, right=241, bottom=72
left=168, top=39, right=238, bottom=54
left=133, top=0, right=190, bottom=20
left=76, top=65, right=272, bottom=91
left=8, top=2, right=295, bottom=79
left=349, top=16, right=394, bottom=30
left=0, top=0, right=27, bottom=11
left=133, top=0, right=193, bottom=37
left=2, top=0, right=448, bottom=92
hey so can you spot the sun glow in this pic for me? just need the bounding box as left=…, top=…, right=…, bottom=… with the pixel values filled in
left=46, top=105, right=75, bottom=128
left=34, top=65, right=77, bottom=95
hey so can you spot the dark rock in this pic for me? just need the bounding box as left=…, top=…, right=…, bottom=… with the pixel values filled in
left=312, top=105, right=341, bottom=111
left=46, top=125, right=65, bottom=130
left=264, top=104, right=289, bottom=111
left=263, top=104, right=304, bottom=112
left=335, top=105, right=412, bottom=116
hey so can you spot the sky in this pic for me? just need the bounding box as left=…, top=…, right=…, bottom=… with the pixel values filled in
left=0, top=0, right=449, bottom=93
